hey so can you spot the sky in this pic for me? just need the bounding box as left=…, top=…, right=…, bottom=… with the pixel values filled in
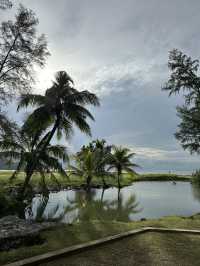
left=2, top=0, right=200, bottom=172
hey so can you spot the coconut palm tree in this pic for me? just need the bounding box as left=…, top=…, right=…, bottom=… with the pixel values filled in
left=18, top=71, right=100, bottom=151
left=0, top=119, right=68, bottom=197
left=69, top=149, right=112, bottom=191
left=14, top=71, right=99, bottom=193
left=77, top=139, right=112, bottom=187
left=108, top=146, right=139, bottom=189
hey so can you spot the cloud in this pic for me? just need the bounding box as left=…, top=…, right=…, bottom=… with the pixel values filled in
left=78, top=59, right=167, bottom=97
left=130, top=146, right=199, bottom=162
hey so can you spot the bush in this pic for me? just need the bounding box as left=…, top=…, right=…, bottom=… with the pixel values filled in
left=0, top=191, right=25, bottom=218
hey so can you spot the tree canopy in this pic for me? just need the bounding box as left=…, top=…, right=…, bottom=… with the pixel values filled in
left=163, top=49, right=200, bottom=154
left=0, top=0, right=12, bottom=10
left=0, top=4, right=49, bottom=104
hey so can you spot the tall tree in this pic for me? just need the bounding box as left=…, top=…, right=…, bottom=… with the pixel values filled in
left=163, top=49, right=200, bottom=154
left=0, top=4, right=49, bottom=104
left=18, top=71, right=99, bottom=149
left=108, top=146, right=139, bottom=189
left=15, top=71, right=99, bottom=191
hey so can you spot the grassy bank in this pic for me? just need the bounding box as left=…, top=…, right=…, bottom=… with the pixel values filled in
left=1, top=214, right=200, bottom=265
left=0, top=171, right=192, bottom=192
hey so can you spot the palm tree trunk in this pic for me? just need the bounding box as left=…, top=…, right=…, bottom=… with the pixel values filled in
left=101, top=176, right=107, bottom=188
left=19, top=170, right=33, bottom=199
left=117, top=169, right=121, bottom=189
left=39, top=115, right=61, bottom=152
left=86, top=175, right=92, bottom=191
left=16, top=116, right=61, bottom=197
left=100, top=188, right=105, bottom=203
left=117, top=187, right=121, bottom=202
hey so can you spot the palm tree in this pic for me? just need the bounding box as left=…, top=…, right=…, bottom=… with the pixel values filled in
left=69, top=149, right=112, bottom=191
left=14, top=71, right=99, bottom=192
left=108, top=146, right=139, bottom=189
left=77, top=139, right=112, bottom=187
left=0, top=120, right=68, bottom=197
left=18, top=71, right=100, bottom=151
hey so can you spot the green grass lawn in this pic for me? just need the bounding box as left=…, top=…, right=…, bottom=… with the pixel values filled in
left=0, top=170, right=192, bottom=192
left=1, top=214, right=200, bottom=265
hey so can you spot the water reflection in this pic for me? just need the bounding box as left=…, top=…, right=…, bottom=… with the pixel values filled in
left=191, top=181, right=200, bottom=202
left=28, top=188, right=141, bottom=223
left=26, top=182, right=200, bottom=223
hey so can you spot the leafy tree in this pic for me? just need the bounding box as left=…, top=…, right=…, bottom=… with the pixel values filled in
left=108, top=146, right=139, bottom=189
left=163, top=49, right=200, bottom=154
left=0, top=117, right=68, bottom=196
left=0, top=4, right=49, bottom=104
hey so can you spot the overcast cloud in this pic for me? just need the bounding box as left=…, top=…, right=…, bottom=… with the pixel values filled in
left=3, top=0, right=200, bottom=172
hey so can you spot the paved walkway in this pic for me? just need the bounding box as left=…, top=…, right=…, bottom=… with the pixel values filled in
left=38, top=232, right=200, bottom=266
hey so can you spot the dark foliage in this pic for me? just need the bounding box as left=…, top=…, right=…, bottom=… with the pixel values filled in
left=0, top=4, right=49, bottom=104
left=0, top=115, right=68, bottom=196
left=0, top=0, right=12, bottom=10
left=163, top=49, right=200, bottom=154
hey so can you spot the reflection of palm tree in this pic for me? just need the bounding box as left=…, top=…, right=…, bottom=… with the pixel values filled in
left=67, top=189, right=141, bottom=223
left=114, top=191, right=140, bottom=222
left=191, top=182, right=200, bottom=202
left=30, top=188, right=141, bottom=224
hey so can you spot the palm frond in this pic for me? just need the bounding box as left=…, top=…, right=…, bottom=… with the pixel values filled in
left=67, top=113, right=92, bottom=136
left=17, top=94, right=45, bottom=110
left=46, top=145, right=69, bottom=162
left=0, top=151, right=21, bottom=160
left=41, top=154, right=68, bottom=178
left=0, top=140, right=24, bottom=151
left=50, top=172, right=61, bottom=188
left=10, top=156, right=26, bottom=181
left=57, top=118, right=73, bottom=140
left=65, top=90, right=100, bottom=106
left=64, top=103, right=95, bottom=121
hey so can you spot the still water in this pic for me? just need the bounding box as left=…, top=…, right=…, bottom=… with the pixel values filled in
left=27, top=181, right=200, bottom=223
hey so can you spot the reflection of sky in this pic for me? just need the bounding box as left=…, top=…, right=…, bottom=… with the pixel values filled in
left=29, top=182, right=200, bottom=223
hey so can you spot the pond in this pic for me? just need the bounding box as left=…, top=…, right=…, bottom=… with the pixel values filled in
left=26, top=181, right=200, bottom=223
